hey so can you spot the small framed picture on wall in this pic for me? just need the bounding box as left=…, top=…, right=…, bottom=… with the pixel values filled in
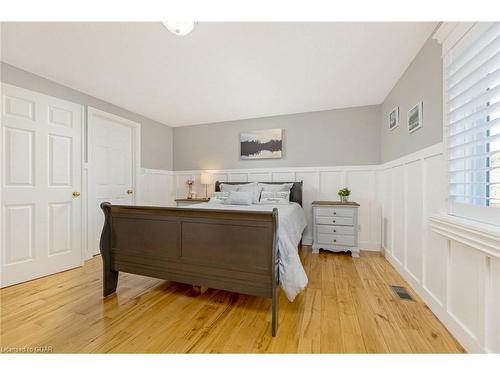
left=389, top=107, right=399, bottom=130
left=408, top=102, right=423, bottom=133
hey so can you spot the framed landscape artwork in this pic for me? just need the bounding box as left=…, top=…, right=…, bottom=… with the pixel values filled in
left=408, top=102, right=423, bottom=133
left=389, top=107, right=399, bottom=130
left=240, top=128, right=283, bottom=159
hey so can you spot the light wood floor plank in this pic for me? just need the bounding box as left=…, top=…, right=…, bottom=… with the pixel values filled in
left=0, top=248, right=465, bottom=353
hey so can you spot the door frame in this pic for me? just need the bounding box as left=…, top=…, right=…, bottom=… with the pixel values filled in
left=86, top=107, right=141, bottom=260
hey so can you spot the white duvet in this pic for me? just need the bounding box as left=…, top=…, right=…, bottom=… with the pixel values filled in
left=187, top=201, right=308, bottom=301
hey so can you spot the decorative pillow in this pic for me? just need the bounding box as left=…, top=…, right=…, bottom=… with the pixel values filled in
left=219, top=183, right=240, bottom=192
left=209, top=191, right=230, bottom=204
left=258, top=182, right=294, bottom=192
left=259, top=191, right=291, bottom=205
left=223, top=191, right=253, bottom=205
left=236, top=183, right=263, bottom=204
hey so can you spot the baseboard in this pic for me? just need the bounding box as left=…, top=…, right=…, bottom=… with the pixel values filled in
left=384, top=249, right=484, bottom=353
left=359, top=241, right=381, bottom=251
left=302, top=236, right=380, bottom=252
left=302, top=236, right=313, bottom=246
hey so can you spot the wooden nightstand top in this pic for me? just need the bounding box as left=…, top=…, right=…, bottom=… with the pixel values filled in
left=174, top=198, right=210, bottom=203
left=312, top=200, right=360, bottom=207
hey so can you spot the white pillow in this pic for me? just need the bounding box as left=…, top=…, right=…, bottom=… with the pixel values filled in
left=236, top=183, right=262, bottom=204
left=259, top=191, right=291, bottom=205
left=209, top=191, right=230, bottom=204
left=258, top=182, right=294, bottom=192
left=223, top=191, right=253, bottom=205
left=219, top=183, right=240, bottom=192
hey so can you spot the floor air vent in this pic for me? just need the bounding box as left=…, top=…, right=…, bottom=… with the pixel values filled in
left=390, top=285, right=414, bottom=301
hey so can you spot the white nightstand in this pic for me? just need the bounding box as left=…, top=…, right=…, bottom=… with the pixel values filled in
left=312, top=201, right=360, bottom=257
left=175, top=198, right=210, bottom=207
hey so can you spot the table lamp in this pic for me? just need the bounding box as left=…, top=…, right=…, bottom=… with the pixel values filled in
left=200, top=172, right=213, bottom=199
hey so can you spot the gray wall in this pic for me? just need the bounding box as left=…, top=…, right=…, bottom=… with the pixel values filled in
left=1, top=62, right=173, bottom=170
left=380, top=37, right=443, bottom=163
left=173, top=105, right=381, bottom=170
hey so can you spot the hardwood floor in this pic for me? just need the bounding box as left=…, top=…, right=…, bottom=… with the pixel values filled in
left=0, top=247, right=465, bottom=353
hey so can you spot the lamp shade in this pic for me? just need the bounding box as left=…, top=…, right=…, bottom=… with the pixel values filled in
left=200, top=172, right=212, bottom=185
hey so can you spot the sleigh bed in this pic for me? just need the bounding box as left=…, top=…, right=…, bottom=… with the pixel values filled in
left=99, top=181, right=304, bottom=336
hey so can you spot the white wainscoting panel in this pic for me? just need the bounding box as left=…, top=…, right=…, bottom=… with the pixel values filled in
left=380, top=142, right=500, bottom=353
left=272, top=171, right=295, bottom=182
left=422, top=153, right=448, bottom=307
left=448, top=241, right=486, bottom=346
left=295, top=171, right=319, bottom=242
left=491, top=258, right=500, bottom=353
left=391, top=165, right=405, bottom=265
left=173, top=166, right=381, bottom=250
left=247, top=172, right=271, bottom=182
left=138, top=169, right=175, bottom=207
left=405, top=160, right=423, bottom=283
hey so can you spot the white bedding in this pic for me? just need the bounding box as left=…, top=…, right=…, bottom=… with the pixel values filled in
left=187, top=201, right=308, bottom=301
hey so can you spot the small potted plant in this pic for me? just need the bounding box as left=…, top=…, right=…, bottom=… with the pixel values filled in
left=186, top=178, right=194, bottom=199
left=338, top=187, right=351, bottom=203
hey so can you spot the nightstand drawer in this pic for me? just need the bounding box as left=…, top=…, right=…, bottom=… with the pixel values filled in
left=315, top=216, right=353, bottom=226
left=315, top=207, right=354, bottom=218
left=317, top=233, right=355, bottom=246
left=317, top=225, right=355, bottom=235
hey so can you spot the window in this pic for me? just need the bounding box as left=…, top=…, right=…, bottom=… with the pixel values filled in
left=445, top=22, right=500, bottom=226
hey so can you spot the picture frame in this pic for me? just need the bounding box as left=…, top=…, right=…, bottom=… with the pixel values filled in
left=407, top=102, right=423, bottom=133
left=389, top=106, right=399, bottom=130
left=240, top=128, right=283, bottom=160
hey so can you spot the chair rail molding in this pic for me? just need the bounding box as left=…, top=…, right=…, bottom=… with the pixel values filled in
left=430, top=215, right=500, bottom=259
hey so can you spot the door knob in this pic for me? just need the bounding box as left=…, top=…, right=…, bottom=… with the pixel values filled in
left=127, top=189, right=134, bottom=195
left=72, top=191, right=81, bottom=197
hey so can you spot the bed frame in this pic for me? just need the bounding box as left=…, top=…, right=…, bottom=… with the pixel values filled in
left=99, top=181, right=303, bottom=336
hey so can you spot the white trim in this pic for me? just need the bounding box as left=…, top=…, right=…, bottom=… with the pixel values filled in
left=174, top=164, right=380, bottom=175
left=430, top=214, right=500, bottom=259
left=304, top=237, right=380, bottom=251
left=141, top=168, right=175, bottom=176
left=433, top=22, right=460, bottom=45
left=380, top=142, right=443, bottom=170
left=433, top=22, right=475, bottom=56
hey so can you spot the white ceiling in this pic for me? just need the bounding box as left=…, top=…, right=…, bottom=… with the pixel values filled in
left=1, top=22, right=437, bottom=127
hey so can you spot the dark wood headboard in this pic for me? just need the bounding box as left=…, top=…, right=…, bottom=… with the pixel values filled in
left=214, top=181, right=303, bottom=207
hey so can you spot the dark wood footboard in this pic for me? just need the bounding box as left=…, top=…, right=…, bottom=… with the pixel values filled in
left=99, top=203, right=280, bottom=336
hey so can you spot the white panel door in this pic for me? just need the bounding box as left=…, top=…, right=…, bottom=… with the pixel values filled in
left=87, top=108, right=139, bottom=256
left=1, top=84, right=83, bottom=287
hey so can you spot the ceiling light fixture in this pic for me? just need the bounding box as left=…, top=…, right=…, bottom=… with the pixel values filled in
left=162, top=21, right=197, bottom=36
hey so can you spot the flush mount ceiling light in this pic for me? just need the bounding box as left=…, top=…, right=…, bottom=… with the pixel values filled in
left=162, top=21, right=197, bottom=36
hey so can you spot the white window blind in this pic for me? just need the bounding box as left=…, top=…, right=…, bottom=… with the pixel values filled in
left=446, top=22, right=500, bottom=226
